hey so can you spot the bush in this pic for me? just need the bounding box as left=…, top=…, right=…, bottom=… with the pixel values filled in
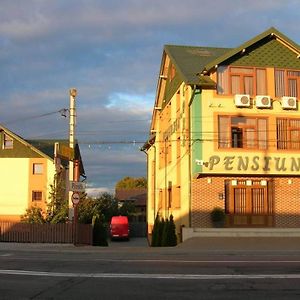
left=151, top=214, right=160, bottom=247
left=151, top=214, right=177, bottom=247
left=210, top=207, right=225, bottom=227
left=21, top=206, right=45, bottom=224
left=168, top=215, right=177, bottom=246
left=92, top=215, right=108, bottom=246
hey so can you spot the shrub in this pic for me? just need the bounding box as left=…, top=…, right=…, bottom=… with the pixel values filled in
left=92, top=215, right=108, bottom=246
left=210, top=207, right=225, bottom=227
left=21, top=206, right=45, bottom=224
left=151, top=214, right=160, bottom=247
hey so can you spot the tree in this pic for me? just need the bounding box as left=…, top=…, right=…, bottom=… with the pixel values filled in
left=46, top=174, right=68, bottom=224
left=93, top=193, right=119, bottom=223
left=21, top=206, right=45, bottom=224
left=115, top=176, right=147, bottom=189
left=77, top=197, right=95, bottom=224
left=119, top=201, right=136, bottom=220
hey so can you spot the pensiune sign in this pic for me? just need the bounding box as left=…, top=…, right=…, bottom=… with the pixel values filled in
left=203, top=155, right=300, bottom=174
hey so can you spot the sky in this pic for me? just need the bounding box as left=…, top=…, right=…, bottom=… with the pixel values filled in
left=0, top=0, right=299, bottom=196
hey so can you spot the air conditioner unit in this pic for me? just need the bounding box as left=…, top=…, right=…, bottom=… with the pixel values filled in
left=281, top=96, right=297, bottom=109
left=255, top=95, right=271, bottom=108
left=234, top=94, right=250, bottom=107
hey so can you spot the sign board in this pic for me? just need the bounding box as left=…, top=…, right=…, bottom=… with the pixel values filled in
left=57, top=144, right=74, bottom=160
left=70, top=181, right=86, bottom=192
left=72, top=192, right=80, bottom=205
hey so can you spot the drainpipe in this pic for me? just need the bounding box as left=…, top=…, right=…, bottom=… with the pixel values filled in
left=188, top=85, right=197, bottom=228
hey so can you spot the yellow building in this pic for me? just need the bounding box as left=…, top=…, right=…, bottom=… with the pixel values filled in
left=0, top=124, right=85, bottom=221
left=143, top=27, right=300, bottom=241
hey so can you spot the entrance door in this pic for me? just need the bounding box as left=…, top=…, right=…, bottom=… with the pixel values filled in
left=226, top=180, right=273, bottom=227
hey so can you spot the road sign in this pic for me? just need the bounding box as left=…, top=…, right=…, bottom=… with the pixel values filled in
left=57, top=144, right=74, bottom=160
left=72, top=192, right=80, bottom=205
left=70, top=181, right=86, bottom=192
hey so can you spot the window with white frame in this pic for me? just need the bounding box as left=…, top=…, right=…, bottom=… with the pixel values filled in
left=2, top=134, right=13, bottom=149
left=33, top=163, right=43, bottom=174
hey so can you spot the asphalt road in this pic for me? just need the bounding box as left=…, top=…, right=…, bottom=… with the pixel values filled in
left=1, top=238, right=300, bottom=299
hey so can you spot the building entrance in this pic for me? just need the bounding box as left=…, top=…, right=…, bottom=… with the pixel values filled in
left=226, top=179, right=274, bottom=227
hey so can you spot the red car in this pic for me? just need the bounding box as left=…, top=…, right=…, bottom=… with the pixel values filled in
left=110, top=216, right=130, bottom=240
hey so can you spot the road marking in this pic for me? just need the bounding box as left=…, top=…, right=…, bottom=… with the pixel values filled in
left=1, top=269, right=300, bottom=280
left=0, top=253, right=12, bottom=257
left=94, top=259, right=300, bottom=264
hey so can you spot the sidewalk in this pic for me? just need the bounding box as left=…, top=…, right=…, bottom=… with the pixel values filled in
left=177, top=236, right=300, bottom=252
left=1, top=236, right=300, bottom=253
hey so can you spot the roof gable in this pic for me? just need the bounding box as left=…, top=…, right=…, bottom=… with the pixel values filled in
left=203, top=27, right=300, bottom=73
left=227, top=38, right=300, bottom=69
left=0, top=124, right=50, bottom=159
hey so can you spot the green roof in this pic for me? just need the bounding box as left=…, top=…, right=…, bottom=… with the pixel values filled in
left=163, top=27, right=300, bottom=86
left=204, top=27, right=300, bottom=72
left=164, top=45, right=230, bottom=86
left=26, top=139, right=85, bottom=176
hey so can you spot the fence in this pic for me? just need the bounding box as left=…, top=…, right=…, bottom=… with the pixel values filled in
left=130, top=222, right=147, bottom=237
left=0, top=222, right=92, bottom=245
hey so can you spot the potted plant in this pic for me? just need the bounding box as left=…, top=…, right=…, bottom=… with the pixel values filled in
left=210, top=207, right=225, bottom=228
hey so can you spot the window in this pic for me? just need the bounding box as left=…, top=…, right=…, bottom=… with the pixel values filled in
left=275, top=69, right=300, bottom=98
left=218, top=115, right=267, bottom=150
left=277, top=118, right=300, bottom=150
left=33, top=163, right=43, bottom=174
left=32, top=191, right=42, bottom=201
left=169, top=62, right=176, bottom=81
left=217, top=66, right=267, bottom=96
left=3, top=134, right=13, bottom=149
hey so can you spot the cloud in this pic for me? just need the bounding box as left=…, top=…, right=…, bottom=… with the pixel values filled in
left=85, top=187, right=112, bottom=197
left=1, top=0, right=299, bottom=192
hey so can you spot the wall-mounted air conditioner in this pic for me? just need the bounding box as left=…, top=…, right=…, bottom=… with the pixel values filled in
left=281, top=96, right=297, bottom=109
left=234, top=94, right=250, bottom=107
left=255, top=95, right=271, bottom=108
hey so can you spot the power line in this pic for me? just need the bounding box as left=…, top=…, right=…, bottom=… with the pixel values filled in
left=2, top=108, right=68, bottom=125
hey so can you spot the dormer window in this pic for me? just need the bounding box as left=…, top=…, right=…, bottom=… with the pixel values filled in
left=2, top=134, right=13, bottom=149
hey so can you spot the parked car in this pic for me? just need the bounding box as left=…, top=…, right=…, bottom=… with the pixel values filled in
left=110, top=216, right=130, bottom=240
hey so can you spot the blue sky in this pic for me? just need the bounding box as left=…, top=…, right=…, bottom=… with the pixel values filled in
left=0, top=0, right=299, bottom=195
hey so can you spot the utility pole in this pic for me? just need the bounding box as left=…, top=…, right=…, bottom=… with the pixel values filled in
left=68, top=88, right=77, bottom=221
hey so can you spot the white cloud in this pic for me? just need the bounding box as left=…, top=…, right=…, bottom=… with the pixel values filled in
left=86, top=187, right=112, bottom=197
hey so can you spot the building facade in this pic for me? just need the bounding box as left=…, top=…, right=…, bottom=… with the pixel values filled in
left=0, top=125, right=85, bottom=221
left=143, top=27, right=300, bottom=240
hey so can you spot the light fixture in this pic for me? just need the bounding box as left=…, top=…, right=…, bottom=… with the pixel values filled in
left=159, top=75, right=167, bottom=79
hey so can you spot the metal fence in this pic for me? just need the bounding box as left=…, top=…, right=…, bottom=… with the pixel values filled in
left=0, top=222, right=92, bottom=245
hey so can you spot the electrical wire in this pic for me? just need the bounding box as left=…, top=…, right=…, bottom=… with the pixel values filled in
left=1, top=108, right=68, bottom=125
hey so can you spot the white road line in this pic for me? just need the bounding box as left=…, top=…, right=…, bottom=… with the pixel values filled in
left=94, top=259, right=300, bottom=264
left=0, top=254, right=12, bottom=257
left=1, top=269, right=300, bottom=280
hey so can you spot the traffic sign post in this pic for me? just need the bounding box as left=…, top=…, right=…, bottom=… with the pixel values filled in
left=71, top=192, right=80, bottom=246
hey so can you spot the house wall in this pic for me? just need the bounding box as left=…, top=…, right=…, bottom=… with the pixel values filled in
left=0, top=158, right=29, bottom=220
left=0, top=157, right=56, bottom=221
left=147, top=82, right=191, bottom=238
left=190, top=65, right=300, bottom=228
left=191, top=176, right=300, bottom=228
